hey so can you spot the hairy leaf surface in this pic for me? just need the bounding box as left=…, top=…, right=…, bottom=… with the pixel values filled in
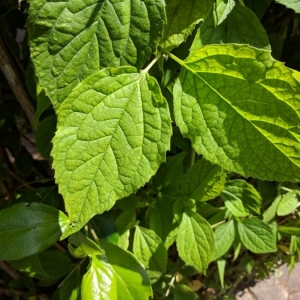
left=190, top=0, right=270, bottom=52
left=27, top=0, right=166, bottom=108
left=52, top=67, right=171, bottom=237
left=160, top=0, right=213, bottom=50
left=174, top=44, right=300, bottom=182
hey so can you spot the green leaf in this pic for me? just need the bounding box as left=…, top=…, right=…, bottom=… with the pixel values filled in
left=217, top=259, right=226, bottom=288
left=153, top=152, right=186, bottom=195
left=160, top=0, right=213, bottom=50
left=190, top=0, right=270, bottom=53
left=237, top=219, right=277, bottom=253
left=34, top=87, right=51, bottom=125
left=90, top=212, right=119, bottom=244
left=35, top=114, right=57, bottom=159
left=173, top=284, right=198, bottom=300
left=35, top=250, right=74, bottom=281
left=52, top=67, right=171, bottom=237
left=276, top=0, right=300, bottom=13
left=115, top=211, right=136, bottom=235
left=263, top=195, right=282, bottom=223
left=68, top=232, right=104, bottom=258
left=28, top=0, right=166, bottom=108
left=244, top=0, right=273, bottom=20
left=9, top=254, right=49, bottom=278
left=149, top=200, right=179, bottom=248
left=133, top=226, right=167, bottom=273
left=0, top=203, right=69, bottom=260
left=82, top=241, right=152, bottom=300
left=213, top=220, right=235, bottom=260
left=221, top=180, right=262, bottom=217
left=58, top=268, right=81, bottom=300
left=277, top=191, right=299, bottom=216
left=173, top=44, right=300, bottom=182
left=181, top=158, right=226, bottom=201
left=278, top=226, right=300, bottom=236
left=177, top=211, right=214, bottom=273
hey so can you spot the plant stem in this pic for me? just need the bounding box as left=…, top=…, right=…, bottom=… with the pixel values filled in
left=280, top=186, right=292, bottom=192
left=165, top=273, right=176, bottom=297
left=161, top=49, right=184, bottom=65
left=142, top=53, right=162, bottom=73
left=190, top=148, right=196, bottom=167
left=211, top=220, right=226, bottom=229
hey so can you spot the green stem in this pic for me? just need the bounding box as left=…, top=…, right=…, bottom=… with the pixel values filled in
left=142, top=53, right=162, bottom=73
left=190, top=149, right=196, bottom=167
left=280, top=186, right=292, bottom=193
left=211, top=220, right=226, bottom=229
left=161, top=49, right=184, bottom=65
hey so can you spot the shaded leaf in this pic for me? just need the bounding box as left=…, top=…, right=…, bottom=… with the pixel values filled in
left=181, top=158, right=226, bottom=201
left=173, top=44, right=300, bottom=182
left=160, top=0, right=213, bottom=50
left=221, top=180, right=262, bottom=217
left=191, top=0, right=270, bottom=53
left=0, top=203, right=69, bottom=260
left=133, top=226, right=167, bottom=273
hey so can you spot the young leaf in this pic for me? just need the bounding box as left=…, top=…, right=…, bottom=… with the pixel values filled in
left=177, top=211, right=215, bottom=273
left=213, top=220, right=235, bottom=260
left=217, top=259, right=226, bottom=288
left=277, top=191, right=299, bottom=216
left=275, top=0, right=300, bottom=13
left=160, top=0, right=213, bottom=50
left=190, top=0, right=270, bottom=53
left=221, top=180, right=262, bottom=217
left=52, top=67, right=171, bottom=237
left=82, top=241, right=152, bottom=300
left=173, top=44, right=300, bottom=182
left=263, top=195, right=282, bottom=223
left=149, top=200, right=179, bottom=248
left=181, top=158, right=226, bottom=201
left=28, top=0, right=166, bottom=108
left=133, top=226, right=167, bottom=273
left=0, top=203, right=69, bottom=260
left=237, top=219, right=277, bottom=253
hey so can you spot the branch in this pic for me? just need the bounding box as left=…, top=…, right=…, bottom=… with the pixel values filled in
left=0, top=261, right=23, bottom=279
left=0, top=34, right=35, bottom=126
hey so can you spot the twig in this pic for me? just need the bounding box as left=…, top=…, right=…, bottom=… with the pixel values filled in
left=0, top=261, right=23, bottom=279
left=0, top=34, right=35, bottom=126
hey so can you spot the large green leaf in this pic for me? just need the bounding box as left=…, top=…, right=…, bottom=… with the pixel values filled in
left=27, top=0, right=166, bottom=108
left=237, top=219, right=277, bottom=253
left=0, top=203, right=69, bottom=260
left=181, top=158, right=226, bottom=201
left=82, top=241, right=152, bottom=300
left=190, top=0, right=270, bottom=53
left=177, top=211, right=214, bottom=273
left=52, top=67, right=171, bottom=237
left=173, top=44, right=300, bottom=182
left=221, top=180, right=262, bottom=217
left=276, top=0, right=300, bottom=13
left=133, top=226, right=167, bottom=272
left=160, top=0, right=213, bottom=50
left=213, top=220, right=235, bottom=260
